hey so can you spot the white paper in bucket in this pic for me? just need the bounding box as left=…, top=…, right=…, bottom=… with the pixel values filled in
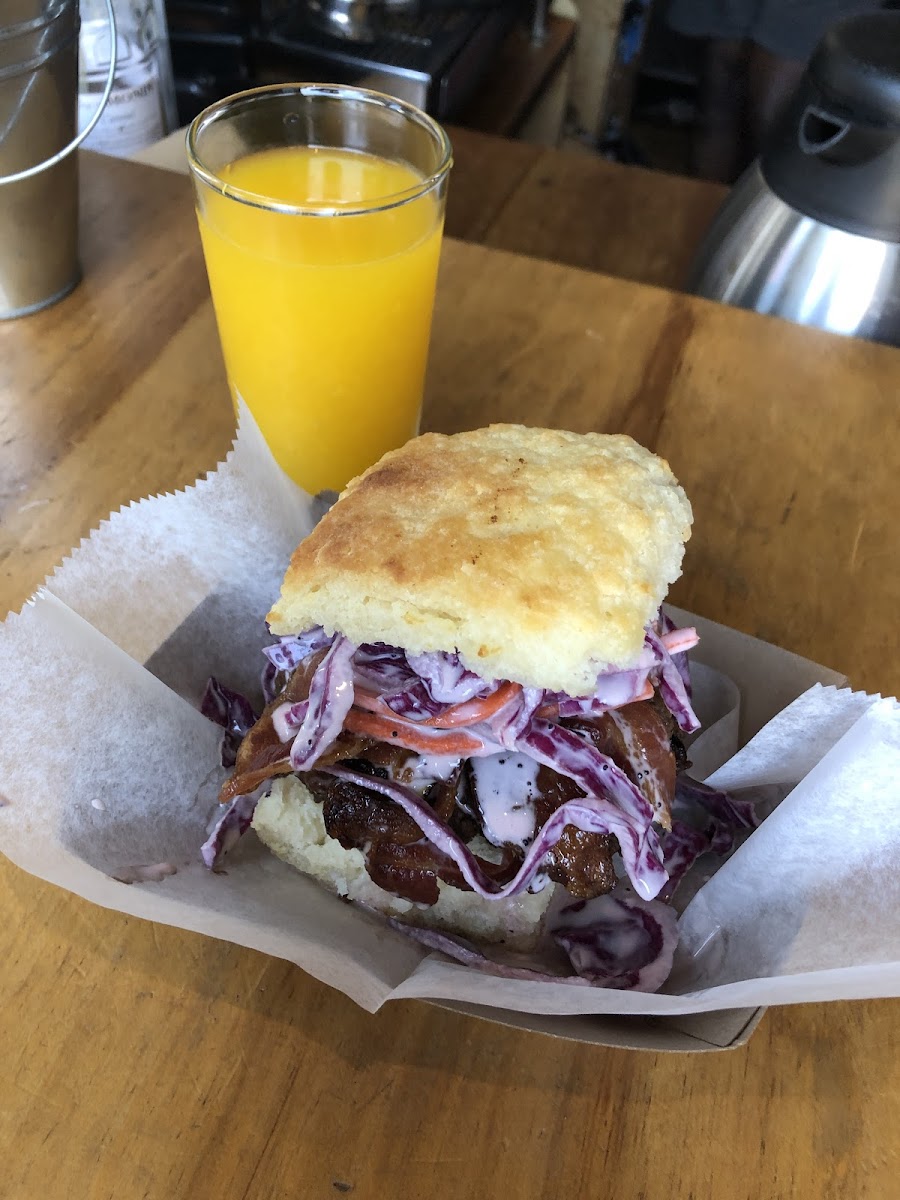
left=2, top=406, right=898, bottom=1026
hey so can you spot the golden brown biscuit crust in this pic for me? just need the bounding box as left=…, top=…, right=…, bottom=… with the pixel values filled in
left=268, top=425, right=692, bottom=695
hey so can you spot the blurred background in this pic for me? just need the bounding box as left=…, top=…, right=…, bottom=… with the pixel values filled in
left=81, top=2, right=894, bottom=183
left=124, top=2, right=698, bottom=167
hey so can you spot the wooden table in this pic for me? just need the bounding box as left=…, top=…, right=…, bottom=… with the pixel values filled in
left=447, top=126, right=728, bottom=291
left=1, top=152, right=898, bottom=1199
left=133, top=123, right=728, bottom=293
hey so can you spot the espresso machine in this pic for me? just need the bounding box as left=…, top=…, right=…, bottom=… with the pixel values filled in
left=164, top=0, right=523, bottom=123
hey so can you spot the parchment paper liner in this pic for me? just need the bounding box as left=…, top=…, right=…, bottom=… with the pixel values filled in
left=2, top=408, right=898, bottom=1027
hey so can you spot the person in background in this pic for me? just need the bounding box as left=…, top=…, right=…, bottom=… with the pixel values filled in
left=666, top=1, right=885, bottom=182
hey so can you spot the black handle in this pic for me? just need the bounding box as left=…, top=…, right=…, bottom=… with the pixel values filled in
left=760, top=12, right=900, bottom=241
left=798, top=105, right=850, bottom=156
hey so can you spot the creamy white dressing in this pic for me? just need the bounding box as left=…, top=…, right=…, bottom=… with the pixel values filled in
left=549, top=893, right=679, bottom=989
left=592, top=668, right=650, bottom=708
left=568, top=901, right=652, bottom=966
left=470, top=752, right=541, bottom=848
left=402, top=753, right=462, bottom=794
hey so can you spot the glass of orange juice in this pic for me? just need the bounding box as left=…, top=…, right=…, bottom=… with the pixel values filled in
left=186, top=84, right=453, bottom=494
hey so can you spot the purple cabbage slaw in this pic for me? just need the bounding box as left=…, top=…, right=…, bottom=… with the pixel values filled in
left=386, top=894, right=679, bottom=993
left=658, top=608, right=693, bottom=698
left=274, top=618, right=701, bottom=737
left=200, top=616, right=762, bottom=991
left=556, top=629, right=699, bottom=735
left=200, top=678, right=256, bottom=769
left=204, top=616, right=703, bottom=900
left=265, top=618, right=702, bottom=899
left=659, top=775, right=762, bottom=900
left=271, top=637, right=356, bottom=770
left=202, top=619, right=705, bottom=902
left=551, top=895, right=680, bottom=991
left=200, top=791, right=259, bottom=869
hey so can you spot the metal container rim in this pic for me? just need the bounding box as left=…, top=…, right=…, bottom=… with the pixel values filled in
left=0, top=1, right=77, bottom=45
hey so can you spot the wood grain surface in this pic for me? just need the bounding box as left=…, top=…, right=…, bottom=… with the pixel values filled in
left=476, top=146, right=728, bottom=289
left=132, top=123, right=726, bottom=291
left=1, top=152, right=899, bottom=1200
left=444, top=126, right=545, bottom=243
left=450, top=126, right=727, bottom=289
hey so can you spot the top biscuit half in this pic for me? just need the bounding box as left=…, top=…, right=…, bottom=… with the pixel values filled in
left=267, top=424, right=693, bottom=696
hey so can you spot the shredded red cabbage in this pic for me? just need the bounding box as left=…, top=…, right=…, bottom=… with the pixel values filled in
left=405, top=649, right=496, bottom=703
left=262, top=628, right=334, bottom=673
left=675, top=774, right=760, bottom=830
left=201, top=792, right=259, bottom=869
left=659, top=775, right=761, bottom=900
left=551, top=895, right=679, bottom=991
left=517, top=718, right=655, bottom=827
left=661, top=819, right=713, bottom=896
left=380, top=679, right=446, bottom=721
left=643, top=627, right=700, bottom=733
left=261, top=660, right=280, bottom=705
left=554, top=628, right=699, bottom=727
left=385, top=920, right=596, bottom=986
left=556, top=667, right=651, bottom=717
left=387, top=898, right=678, bottom=992
left=272, top=636, right=356, bottom=768
left=485, top=685, right=545, bottom=747
left=352, top=643, right=417, bottom=692
left=659, top=609, right=693, bottom=698
left=200, top=678, right=257, bottom=768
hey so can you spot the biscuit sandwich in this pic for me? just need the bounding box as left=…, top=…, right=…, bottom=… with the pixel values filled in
left=207, top=424, right=699, bottom=951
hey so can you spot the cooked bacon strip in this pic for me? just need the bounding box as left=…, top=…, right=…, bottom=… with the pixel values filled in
left=218, top=650, right=326, bottom=803
left=219, top=759, right=293, bottom=805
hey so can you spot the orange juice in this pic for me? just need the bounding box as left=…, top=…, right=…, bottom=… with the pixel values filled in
left=196, top=145, right=444, bottom=493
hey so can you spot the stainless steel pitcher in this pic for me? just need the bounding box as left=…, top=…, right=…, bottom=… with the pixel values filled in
left=687, top=12, right=900, bottom=347
left=0, top=0, right=115, bottom=319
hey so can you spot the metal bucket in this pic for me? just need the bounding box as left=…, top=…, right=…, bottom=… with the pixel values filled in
left=0, top=0, right=115, bottom=319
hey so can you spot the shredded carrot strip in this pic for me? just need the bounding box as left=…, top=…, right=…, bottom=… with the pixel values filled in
left=660, top=626, right=699, bottom=655
left=351, top=688, right=393, bottom=716
left=423, top=680, right=523, bottom=728
left=344, top=708, right=485, bottom=756
left=350, top=630, right=695, bottom=742
left=632, top=679, right=655, bottom=703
